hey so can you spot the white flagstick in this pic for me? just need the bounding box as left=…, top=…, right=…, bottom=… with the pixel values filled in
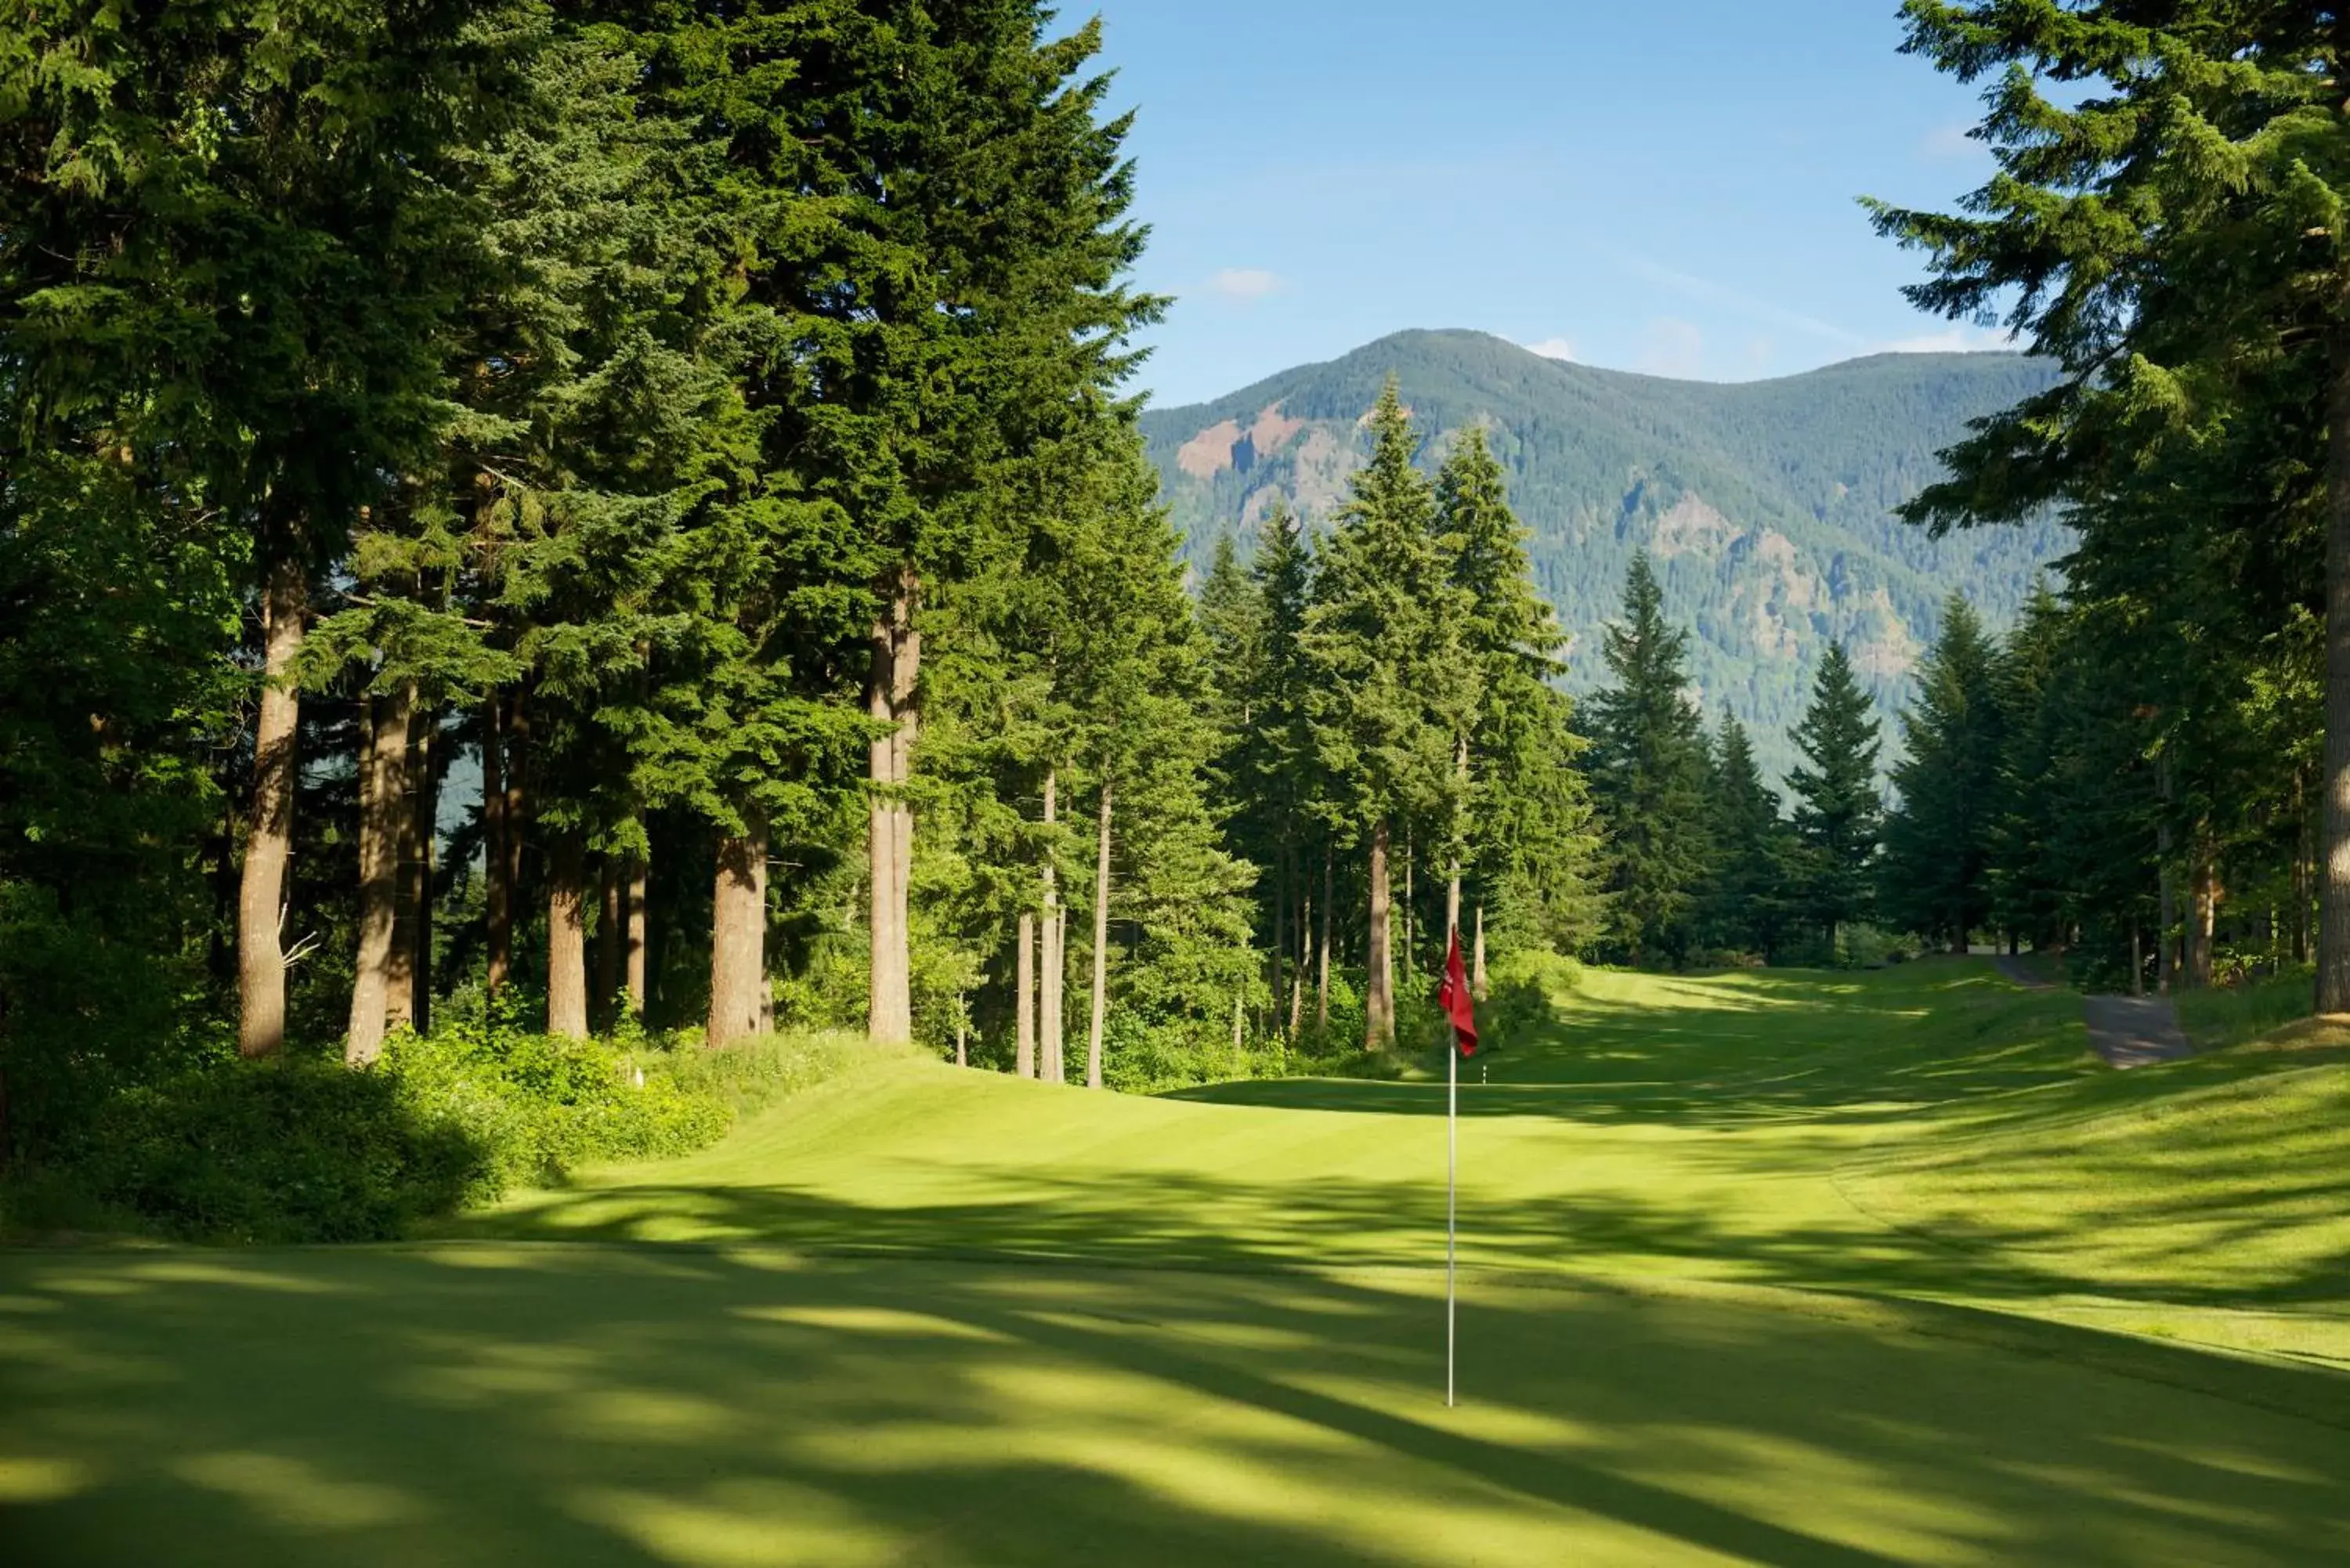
left=1446, top=966, right=1459, bottom=1410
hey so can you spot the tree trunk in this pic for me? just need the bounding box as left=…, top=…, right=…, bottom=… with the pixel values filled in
left=1446, top=862, right=1462, bottom=945
left=867, top=566, right=920, bottom=1046
left=1365, top=819, right=1394, bottom=1051
left=385, top=693, right=422, bottom=1035
left=483, top=694, right=512, bottom=1000
left=1015, top=911, right=1036, bottom=1078
left=237, top=560, right=306, bottom=1060
left=1086, top=780, right=1112, bottom=1090
left=1401, top=837, right=1414, bottom=977
left=411, top=709, right=439, bottom=1035
left=2131, top=923, right=2145, bottom=997
left=2324, top=321, right=2350, bottom=1010
left=1289, top=863, right=1308, bottom=1038
left=1041, top=768, right=1063, bottom=1083
left=625, top=854, right=649, bottom=1021
left=2157, top=771, right=2178, bottom=997
left=1317, top=846, right=1332, bottom=1031
left=547, top=832, right=590, bottom=1039
left=347, top=686, right=412, bottom=1067
left=597, top=855, right=622, bottom=1033
left=708, top=815, right=769, bottom=1048
left=1473, top=902, right=1488, bottom=999
left=1271, top=849, right=1287, bottom=1040
left=2187, top=841, right=2218, bottom=990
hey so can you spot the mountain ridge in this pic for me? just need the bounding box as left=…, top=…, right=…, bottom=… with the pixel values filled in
left=1141, top=329, right=2068, bottom=778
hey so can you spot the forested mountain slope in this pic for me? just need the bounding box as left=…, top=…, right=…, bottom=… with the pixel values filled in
left=1143, top=330, right=2067, bottom=770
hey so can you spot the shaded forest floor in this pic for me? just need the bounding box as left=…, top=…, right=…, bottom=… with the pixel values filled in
left=3, top=962, right=2346, bottom=1566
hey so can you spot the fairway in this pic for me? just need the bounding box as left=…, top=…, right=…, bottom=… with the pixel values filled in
left=5, top=963, right=2348, bottom=1566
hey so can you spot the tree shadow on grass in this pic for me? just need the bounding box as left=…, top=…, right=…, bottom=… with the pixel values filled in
left=2, top=1232, right=2347, bottom=1568
left=461, top=1149, right=2350, bottom=1321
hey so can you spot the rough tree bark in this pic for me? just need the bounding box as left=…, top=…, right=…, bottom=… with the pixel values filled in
left=237, top=560, right=307, bottom=1060
left=1365, top=819, right=1394, bottom=1050
left=547, top=832, right=590, bottom=1039
left=386, top=693, right=424, bottom=1034
left=412, top=710, right=439, bottom=1035
left=625, top=854, right=648, bottom=1021
left=483, top=695, right=511, bottom=999
left=347, top=686, right=412, bottom=1067
left=1401, top=838, right=1414, bottom=976
left=708, top=815, right=769, bottom=1048
left=1271, top=849, right=1287, bottom=1040
left=1473, top=903, right=1488, bottom=1001
left=596, top=856, right=622, bottom=1034
left=1317, top=847, right=1332, bottom=1031
left=1042, top=768, right=1064, bottom=1083
left=1015, top=910, right=1036, bottom=1078
left=867, top=567, right=920, bottom=1046
left=1289, top=864, right=1308, bottom=1038
left=1086, top=780, right=1112, bottom=1090
left=2187, top=840, right=2218, bottom=991
left=2157, top=755, right=2178, bottom=996
left=2325, top=321, right=2350, bottom=1013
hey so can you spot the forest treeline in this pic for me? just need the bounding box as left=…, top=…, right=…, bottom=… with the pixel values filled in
left=6, top=0, right=2350, bottom=1223
left=0, top=0, right=1600, bottom=1186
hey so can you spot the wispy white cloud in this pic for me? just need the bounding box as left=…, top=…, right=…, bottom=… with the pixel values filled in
left=1878, top=325, right=2019, bottom=355
left=1524, top=337, right=1577, bottom=361
left=1208, top=267, right=1282, bottom=301
left=1637, top=318, right=1706, bottom=378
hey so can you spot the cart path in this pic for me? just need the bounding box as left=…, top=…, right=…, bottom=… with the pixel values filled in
left=1994, top=956, right=2195, bottom=1070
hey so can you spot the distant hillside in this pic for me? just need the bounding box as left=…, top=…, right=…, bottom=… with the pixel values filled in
left=1141, top=329, right=2067, bottom=779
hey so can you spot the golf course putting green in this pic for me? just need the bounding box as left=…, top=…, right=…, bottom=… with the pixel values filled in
left=4, top=962, right=2346, bottom=1565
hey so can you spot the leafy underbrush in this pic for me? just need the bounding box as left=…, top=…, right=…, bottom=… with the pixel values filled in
left=5, top=1024, right=859, bottom=1245
left=2173, top=965, right=2319, bottom=1050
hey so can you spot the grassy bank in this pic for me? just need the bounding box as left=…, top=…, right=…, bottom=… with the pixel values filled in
left=5, top=959, right=2346, bottom=1566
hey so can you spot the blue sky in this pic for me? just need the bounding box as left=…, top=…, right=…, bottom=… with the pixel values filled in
left=1091, top=1, right=2009, bottom=408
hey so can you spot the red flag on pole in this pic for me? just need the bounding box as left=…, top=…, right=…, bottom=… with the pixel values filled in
left=1437, top=927, right=1478, bottom=1057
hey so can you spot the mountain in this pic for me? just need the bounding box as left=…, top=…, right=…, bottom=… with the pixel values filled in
left=1141, top=329, right=2067, bottom=779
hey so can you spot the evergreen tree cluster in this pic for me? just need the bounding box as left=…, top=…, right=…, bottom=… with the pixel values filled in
left=1581, top=553, right=1888, bottom=967
left=0, top=5, right=1608, bottom=1171
left=0, top=1, right=1261, bottom=1154
left=1864, top=1, right=2347, bottom=999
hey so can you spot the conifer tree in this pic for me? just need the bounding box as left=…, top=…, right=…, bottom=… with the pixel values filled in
left=1871, top=2, right=2350, bottom=1007
left=1785, top=644, right=1883, bottom=952
left=1303, top=381, right=1471, bottom=1047
left=1880, top=597, right=2004, bottom=953
left=1697, top=714, right=1795, bottom=959
left=1586, top=552, right=1712, bottom=964
left=1437, top=428, right=1597, bottom=956
left=1242, top=497, right=1320, bottom=1031
left=0, top=0, right=522, bottom=1057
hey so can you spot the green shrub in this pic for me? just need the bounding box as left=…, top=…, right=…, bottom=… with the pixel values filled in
left=381, top=1023, right=731, bottom=1198
left=11, top=1019, right=862, bottom=1244
left=64, top=1058, right=490, bottom=1244
left=1482, top=949, right=1582, bottom=1051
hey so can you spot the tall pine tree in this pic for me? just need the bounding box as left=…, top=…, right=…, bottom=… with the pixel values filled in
left=1880, top=597, right=2005, bottom=953
left=1303, top=380, right=1470, bottom=1047
left=1586, top=552, right=1711, bottom=964
left=1785, top=644, right=1883, bottom=953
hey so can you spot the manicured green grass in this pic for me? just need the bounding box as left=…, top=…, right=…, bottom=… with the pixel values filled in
left=3, top=959, right=2346, bottom=1565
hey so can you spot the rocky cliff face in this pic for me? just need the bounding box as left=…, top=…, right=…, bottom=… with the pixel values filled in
left=1142, top=329, right=2066, bottom=774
